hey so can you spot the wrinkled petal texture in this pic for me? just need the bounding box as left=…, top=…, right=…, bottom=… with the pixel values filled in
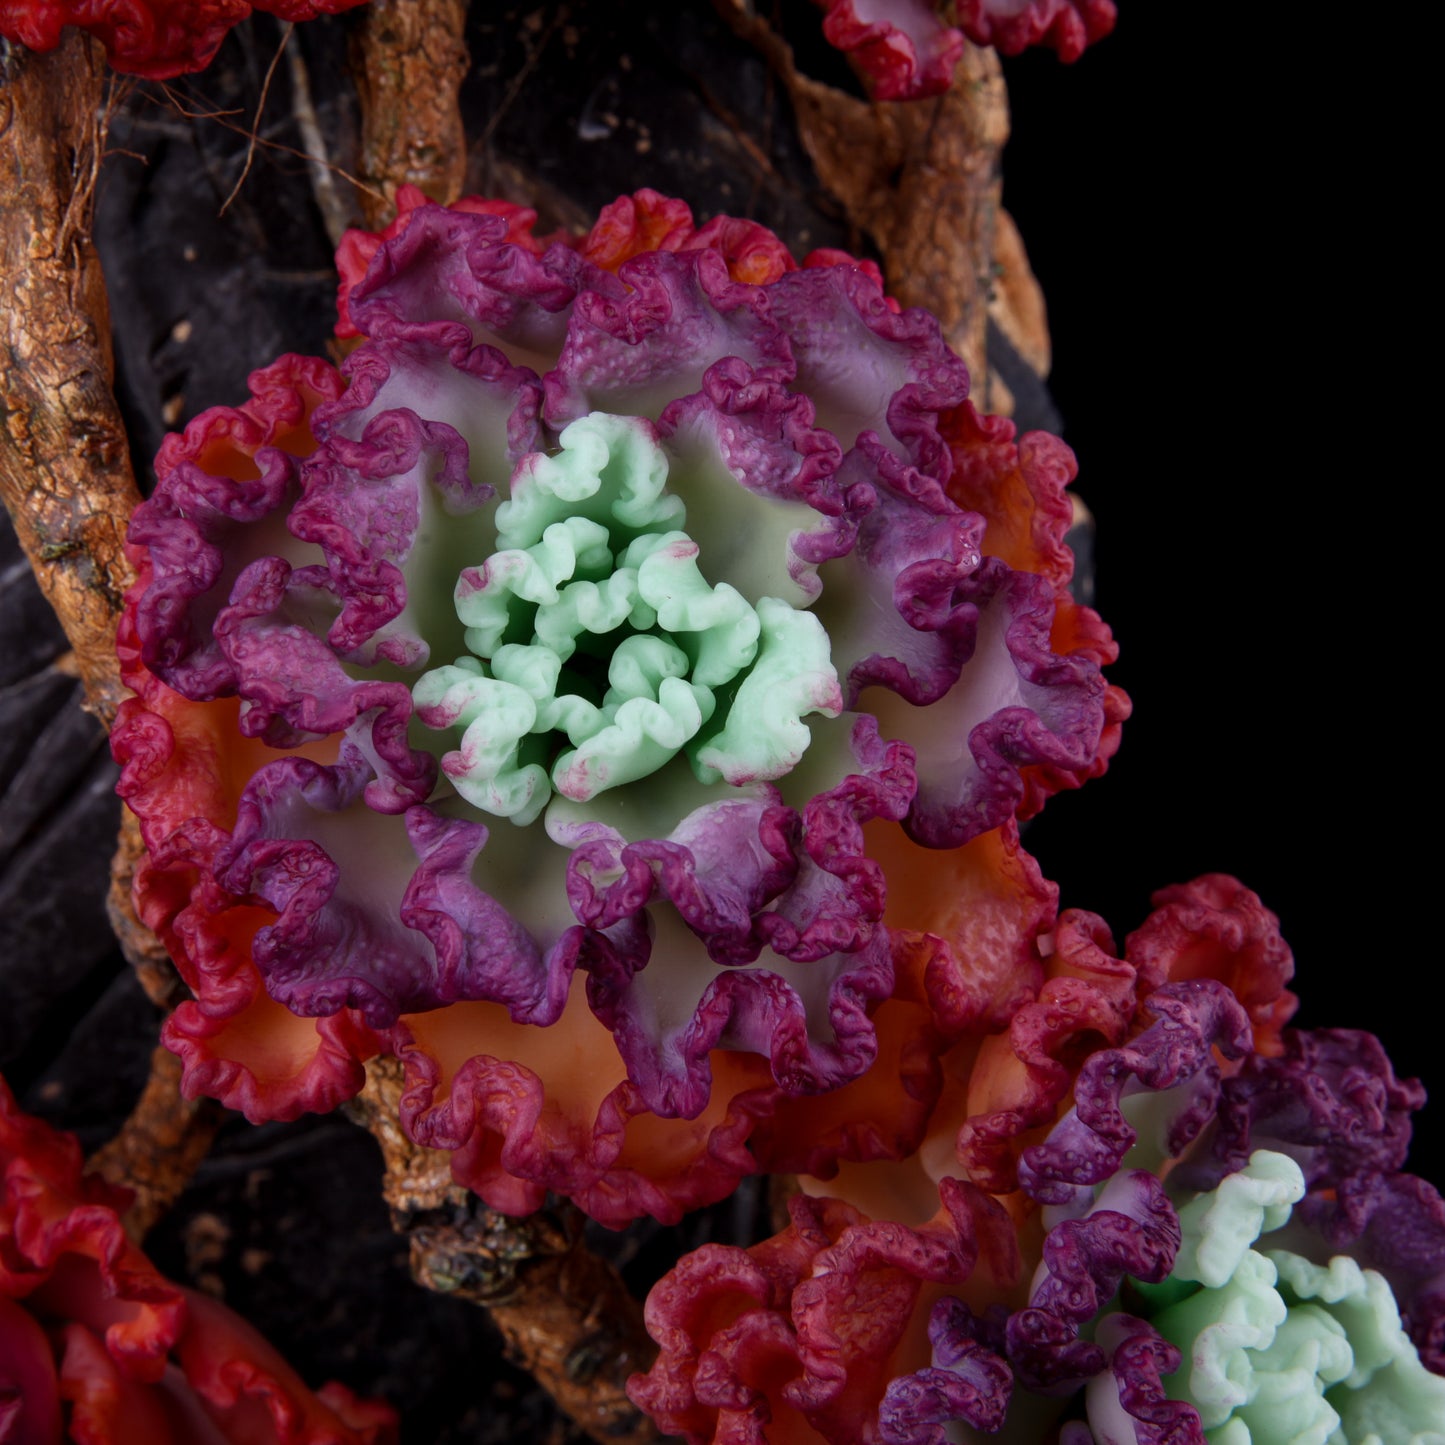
left=1189, top=1028, right=1445, bottom=1374
left=808, top=0, right=1116, bottom=96
left=632, top=873, right=1304, bottom=1441
left=957, top=0, right=1117, bottom=61
left=117, top=190, right=1118, bottom=1227
left=1118, top=1152, right=1445, bottom=1445
left=115, top=355, right=385, bottom=1127
left=815, top=0, right=965, bottom=101
left=628, top=1182, right=1018, bottom=1445
left=1, top=1077, right=397, bottom=1444
left=0, top=0, right=369, bottom=78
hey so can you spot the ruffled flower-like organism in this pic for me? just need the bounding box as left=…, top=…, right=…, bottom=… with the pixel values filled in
left=113, top=186, right=1124, bottom=1228
left=1114, top=1150, right=1445, bottom=1445
left=813, top=0, right=1117, bottom=101
left=630, top=873, right=1445, bottom=1442
left=0, top=1075, right=397, bottom=1445
left=1008, top=1017, right=1445, bottom=1443
left=0, top=0, right=369, bottom=79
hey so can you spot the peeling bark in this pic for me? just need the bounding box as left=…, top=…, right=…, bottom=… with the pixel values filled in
left=0, top=33, right=140, bottom=728
left=88, top=1043, right=224, bottom=1241
left=349, top=0, right=470, bottom=227
left=350, top=1057, right=660, bottom=1445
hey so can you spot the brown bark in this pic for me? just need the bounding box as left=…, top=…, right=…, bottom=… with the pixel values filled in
left=350, top=1058, right=659, bottom=1445
left=0, top=33, right=140, bottom=728
left=88, top=1044, right=224, bottom=1241
left=349, top=0, right=470, bottom=227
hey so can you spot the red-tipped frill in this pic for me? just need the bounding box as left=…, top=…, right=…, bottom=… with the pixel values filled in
left=957, top=0, right=1117, bottom=62
left=0, top=1075, right=397, bottom=1444
left=116, top=189, right=1120, bottom=1226
left=0, top=1, right=370, bottom=79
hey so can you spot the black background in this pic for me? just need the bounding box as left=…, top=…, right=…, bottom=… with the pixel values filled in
left=1006, top=12, right=1436, bottom=1170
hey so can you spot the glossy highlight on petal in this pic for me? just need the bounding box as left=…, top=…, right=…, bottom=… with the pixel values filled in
left=1, top=1076, right=397, bottom=1444
left=0, top=1, right=371, bottom=79
left=957, top=0, right=1117, bottom=62
left=117, top=187, right=1120, bottom=1227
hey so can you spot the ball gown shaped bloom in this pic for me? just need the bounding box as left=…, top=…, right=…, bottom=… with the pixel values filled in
left=628, top=874, right=1442, bottom=1442
left=114, top=187, right=1122, bottom=1227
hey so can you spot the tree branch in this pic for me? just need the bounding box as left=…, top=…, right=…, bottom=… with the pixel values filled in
left=0, top=33, right=140, bottom=728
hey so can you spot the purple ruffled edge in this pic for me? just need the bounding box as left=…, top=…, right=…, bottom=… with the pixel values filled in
left=214, top=748, right=578, bottom=1029
left=1017, top=980, right=1254, bottom=1209
left=570, top=718, right=915, bottom=1117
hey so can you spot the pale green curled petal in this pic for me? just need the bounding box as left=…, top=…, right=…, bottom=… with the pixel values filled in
left=631, top=533, right=760, bottom=686
left=412, top=658, right=550, bottom=825
left=1152, top=1248, right=1294, bottom=1431
left=693, top=599, right=844, bottom=786
left=1233, top=1303, right=1351, bottom=1443
left=1172, top=1150, right=1305, bottom=1289
left=490, top=643, right=563, bottom=703
left=605, top=634, right=691, bottom=703
left=414, top=412, right=841, bottom=818
left=533, top=567, right=655, bottom=659
left=553, top=677, right=715, bottom=800
left=1268, top=1252, right=1445, bottom=1445
left=457, top=514, right=618, bottom=659
left=1130, top=1149, right=1445, bottom=1445
left=498, top=411, right=682, bottom=548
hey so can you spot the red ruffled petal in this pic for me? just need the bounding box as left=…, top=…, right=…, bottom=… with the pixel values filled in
left=957, top=0, right=1117, bottom=62
left=0, top=1, right=370, bottom=80
left=629, top=1181, right=1018, bottom=1444
left=817, top=0, right=965, bottom=102
left=391, top=986, right=778, bottom=1228
left=3, top=1080, right=397, bottom=1443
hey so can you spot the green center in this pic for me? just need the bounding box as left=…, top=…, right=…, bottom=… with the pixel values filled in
left=412, top=413, right=842, bottom=826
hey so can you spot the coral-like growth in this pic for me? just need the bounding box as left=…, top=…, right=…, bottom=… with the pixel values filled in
left=0, top=0, right=369, bottom=78
left=115, top=189, right=1120, bottom=1227
left=118, top=189, right=1121, bottom=1231
left=958, top=0, right=1117, bottom=62
left=631, top=875, right=1420, bottom=1443
left=0, top=1076, right=396, bottom=1444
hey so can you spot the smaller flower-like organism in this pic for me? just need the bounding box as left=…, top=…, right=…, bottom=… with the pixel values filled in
left=626, top=875, right=1263, bottom=1440
left=0, top=0, right=368, bottom=78
left=0, top=1075, right=397, bottom=1445
left=629, top=875, right=1444, bottom=1443
left=814, top=0, right=1117, bottom=101
left=1117, top=1150, right=1445, bottom=1444
left=957, top=0, right=1117, bottom=62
